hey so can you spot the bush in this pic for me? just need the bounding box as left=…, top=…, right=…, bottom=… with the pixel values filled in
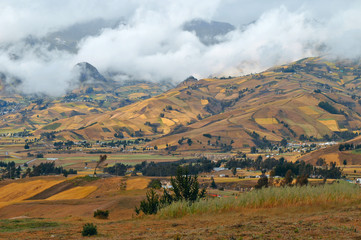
left=93, top=209, right=109, bottom=219
left=82, top=223, right=97, bottom=236
left=148, top=179, right=162, bottom=189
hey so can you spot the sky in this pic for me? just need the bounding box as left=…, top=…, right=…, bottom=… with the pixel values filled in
left=0, top=0, right=361, bottom=95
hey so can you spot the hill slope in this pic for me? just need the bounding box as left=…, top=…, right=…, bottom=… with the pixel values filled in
left=2, top=57, right=361, bottom=152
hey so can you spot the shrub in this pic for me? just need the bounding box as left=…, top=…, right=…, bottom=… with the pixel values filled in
left=82, top=223, right=97, bottom=236
left=93, top=209, right=109, bottom=219
left=148, top=179, right=162, bottom=189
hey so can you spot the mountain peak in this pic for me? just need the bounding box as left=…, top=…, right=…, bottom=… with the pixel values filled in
left=74, top=62, right=108, bottom=83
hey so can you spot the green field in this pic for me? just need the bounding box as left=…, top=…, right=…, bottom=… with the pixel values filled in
left=352, top=149, right=361, bottom=154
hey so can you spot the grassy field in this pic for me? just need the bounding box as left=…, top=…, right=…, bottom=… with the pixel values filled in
left=159, top=181, right=359, bottom=218
left=0, top=176, right=359, bottom=239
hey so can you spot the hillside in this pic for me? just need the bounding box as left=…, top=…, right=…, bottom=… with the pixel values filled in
left=26, top=57, right=361, bottom=149
left=1, top=57, right=361, bottom=153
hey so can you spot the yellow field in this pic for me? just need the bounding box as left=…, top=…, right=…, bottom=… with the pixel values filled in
left=298, top=106, right=319, bottom=115
left=0, top=180, right=63, bottom=209
left=46, top=186, right=97, bottom=200
left=128, top=92, right=148, bottom=99
left=201, top=99, right=209, bottom=105
left=318, top=119, right=340, bottom=131
left=0, top=180, right=62, bottom=202
left=321, top=153, right=340, bottom=165
left=126, top=178, right=150, bottom=190
left=161, top=118, right=175, bottom=127
left=255, top=118, right=278, bottom=125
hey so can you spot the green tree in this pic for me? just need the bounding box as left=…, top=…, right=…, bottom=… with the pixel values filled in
left=135, top=189, right=160, bottom=215
left=280, top=138, right=288, bottom=147
left=296, top=175, right=308, bottom=186
left=232, top=167, right=237, bottom=176
left=284, top=169, right=293, bottom=186
left=210, top=177, right=217, bottom=189
left=316, top=158, right=325, bottom=167
left=255, top=176, right=268, bottom=189
left=171, top=167, right=205, bottom=202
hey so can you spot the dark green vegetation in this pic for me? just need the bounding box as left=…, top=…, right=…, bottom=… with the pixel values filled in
left=81, top=223, right=97, bottom=237
left=135, top=167, right=206, bottom=215
left=318, top=101, right=339, bottom=114
left=93, top=210, right=109, bottom=219
left=103, top=163, right=128, bottom=176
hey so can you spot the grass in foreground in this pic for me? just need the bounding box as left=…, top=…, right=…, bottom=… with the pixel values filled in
left=0, top=219, right=59, bottom=232
left=159, top=181, right=361, bottom=218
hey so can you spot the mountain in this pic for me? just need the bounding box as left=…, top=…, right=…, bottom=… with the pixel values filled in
left=36, top=18, right=123, bottom=53
left=183, top=19, right=235, bottom=45
left=21, top=57, right=361, bottom=152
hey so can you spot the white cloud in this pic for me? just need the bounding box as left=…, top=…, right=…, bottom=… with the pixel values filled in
left=0, top=1, right=361, bottom=95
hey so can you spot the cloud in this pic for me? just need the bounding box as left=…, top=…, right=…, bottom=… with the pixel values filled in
left=1, top=0, right=361, bottom=95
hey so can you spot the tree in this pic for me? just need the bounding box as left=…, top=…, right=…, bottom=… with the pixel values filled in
left=103, top=163, right=127, bottom=176
left=24, top=144, right=30, bottom=150
left=316, top=158, right=325, bottom=167
left=210, top=177, right=217, bottom=189
left=232, top=167, right=237, bottom=176
left=135, top=167, right=206, bottom=215
left=135, top=189, right=160, bottom=215
left=255, top=176, right=268, bottom=189
left=296, top=175, right=308, bottom=186
left=284, top=169, right=293, bottom=186
left=280, top=138, right=288, bottom=147
left=250, top=146, right=257, bottom=154
left=170, top=167, right=205, bottom=202
left=94, top=155, right=107, bottom=176
left=343, top=159, right=347, bottom=166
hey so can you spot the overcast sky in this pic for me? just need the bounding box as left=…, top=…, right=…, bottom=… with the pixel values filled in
left=1, top=0, right=361, bottom=95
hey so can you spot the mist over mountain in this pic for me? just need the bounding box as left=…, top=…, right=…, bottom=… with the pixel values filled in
left=1, top=1, right=361, bottom=95
left=183, top=19, right=235, bottom=45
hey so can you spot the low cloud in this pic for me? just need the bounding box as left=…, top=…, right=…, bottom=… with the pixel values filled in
left=0, top=0, right=361, bottom=95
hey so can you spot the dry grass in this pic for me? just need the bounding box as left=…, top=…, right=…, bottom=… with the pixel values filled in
left=126, top=178, right=150, bottom=190
left=201, top=99, right=209, bottom=105
left=46, top=186, right=97, bottom=200
left=298, top=106, right=319, bottom=115
left=255, top=118, right=278, bottom=125
left=159, top=181, right=360, bottom=218
left=318, top=119, right=340, bottom=131
left=0, top=180, right=62, bottom=202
